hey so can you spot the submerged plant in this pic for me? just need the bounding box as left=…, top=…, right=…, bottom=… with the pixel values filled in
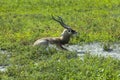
left=103, top=43, right=113, bottom=52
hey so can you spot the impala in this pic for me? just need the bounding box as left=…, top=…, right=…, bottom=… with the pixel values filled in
left=33, top=16, right=77, bottom=50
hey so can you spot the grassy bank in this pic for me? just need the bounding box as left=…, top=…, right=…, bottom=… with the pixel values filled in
left=0, top=0, right=120, bottom=80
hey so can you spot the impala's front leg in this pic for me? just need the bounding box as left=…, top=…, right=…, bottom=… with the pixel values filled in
left=56, top=44, right=68, bottom=50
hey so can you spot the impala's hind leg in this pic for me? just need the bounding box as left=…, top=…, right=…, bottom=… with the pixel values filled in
left=33, top=39, right=49, bottom=49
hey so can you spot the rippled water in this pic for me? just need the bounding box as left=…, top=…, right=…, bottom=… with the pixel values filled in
left=67, top=42, right=120, bottom=59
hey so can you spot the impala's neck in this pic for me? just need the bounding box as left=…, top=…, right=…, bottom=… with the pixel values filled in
left=60, top=33, right=71, bottom=45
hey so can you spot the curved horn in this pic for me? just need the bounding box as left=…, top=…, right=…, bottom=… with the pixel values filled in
left=52, top=16, right=71, bottom=29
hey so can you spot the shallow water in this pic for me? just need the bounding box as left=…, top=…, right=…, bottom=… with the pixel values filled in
left=0, top=49, right=9, bottom=72
left=0, top=43, right=120, bottom=72
left=67, top=42, right=120, bottom=59
left=0, top=66, right=7, bottom=72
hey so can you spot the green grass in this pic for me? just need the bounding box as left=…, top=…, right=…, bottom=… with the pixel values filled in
left=0, top=0, right=120, bottom=80
left=0, top=48, right=120, bottom=80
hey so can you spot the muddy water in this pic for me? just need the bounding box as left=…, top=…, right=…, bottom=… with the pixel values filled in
left=67, top=42, right=120, bottom=59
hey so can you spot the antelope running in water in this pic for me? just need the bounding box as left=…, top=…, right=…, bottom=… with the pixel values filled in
left=33, top=16, right=77, bottom=50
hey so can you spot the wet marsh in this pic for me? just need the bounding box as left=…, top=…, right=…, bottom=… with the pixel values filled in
left=0, top=0, right=120, bottom=80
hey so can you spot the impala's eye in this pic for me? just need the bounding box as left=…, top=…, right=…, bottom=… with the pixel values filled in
left=68, top=29, right=71, bottom=33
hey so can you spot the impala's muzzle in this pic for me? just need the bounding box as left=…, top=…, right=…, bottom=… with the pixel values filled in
left=71, top=29, right=77, bottom=34
left=70, top=29, right=77, bottom=37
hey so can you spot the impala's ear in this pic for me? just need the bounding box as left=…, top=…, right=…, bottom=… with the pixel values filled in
left=61, top=29, right=65, bottom=36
